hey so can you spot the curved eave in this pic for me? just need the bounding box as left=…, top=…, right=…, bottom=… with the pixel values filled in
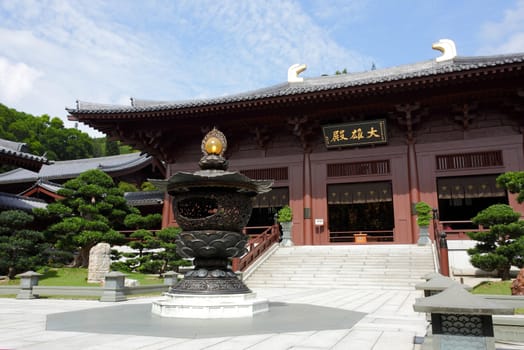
left=67, top=56, right=524, bottom=124
left=0, top=151, right=51, bottom=171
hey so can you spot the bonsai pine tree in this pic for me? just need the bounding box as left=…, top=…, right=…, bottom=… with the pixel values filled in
left=35, top=169, right=131, bottom=268
left=467, top=204, right=524, bottom=280
left=0, top=210, right=48, bottom=279
left=111, top=226, right=189, bottom=274
left=497, top=171, right=524, bottom=204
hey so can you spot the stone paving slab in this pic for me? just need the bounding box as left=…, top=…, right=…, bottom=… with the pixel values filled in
left=0, top=288, right=429, bottom=350
left=46, top=302, right=366, bottom=338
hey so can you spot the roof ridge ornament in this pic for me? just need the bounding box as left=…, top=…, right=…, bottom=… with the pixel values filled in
left=432, top=39, right=457, bottom=62
left=288, top=63, right=307, bottom=83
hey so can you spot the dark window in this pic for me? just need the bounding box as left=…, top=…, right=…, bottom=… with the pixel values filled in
left=437, top=175, right=507, bottom=229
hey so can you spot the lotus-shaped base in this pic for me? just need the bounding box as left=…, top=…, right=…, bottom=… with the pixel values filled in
left=173, top=230, right=250, bottom=294
left=176, top=230, right=247, bottom=259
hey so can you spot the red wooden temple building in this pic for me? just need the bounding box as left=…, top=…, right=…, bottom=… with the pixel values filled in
left=67, top=40, right=524, bottom=245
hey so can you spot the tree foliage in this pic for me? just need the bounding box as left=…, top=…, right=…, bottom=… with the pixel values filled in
left=118, top=181, right=138, bottom=193
left=34, top=169, right=134, bottom=267
left=0, top=210, right=49, bottom=279
left=0, top=103, right=140, bottom=163
left=467, top=204, right=524, bottom=280
left=497, top=171, right=524, bottom=204
left=112, top=226, right=189, bottom=274
left=415, top=201, right=432, bottom=227
left=105, top=139, right=120, bottom=156
left=0, top=103, right=95, bottom=161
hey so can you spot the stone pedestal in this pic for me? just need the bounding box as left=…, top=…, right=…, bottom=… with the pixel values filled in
left=16, top=271, right=42, bottom=299
left=280, top=222, right=293, bottom=247
left=152, top=292, right=269, bottom=318
left=417, top=226, right=431, bottom=246
left=100, top=271, right=127, bottom=302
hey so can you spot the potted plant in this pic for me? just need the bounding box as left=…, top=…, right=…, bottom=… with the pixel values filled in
left=415, top=201, right=432, bottom=245
left=277, top=205, right=293, bottom=246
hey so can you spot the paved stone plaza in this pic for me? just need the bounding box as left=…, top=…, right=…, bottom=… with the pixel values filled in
left=0, top=287, right=427, bottom=350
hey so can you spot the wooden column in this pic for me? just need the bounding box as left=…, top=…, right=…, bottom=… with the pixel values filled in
left=303, top=152, right=313, bottom=245
left=288, top=114, right=317, bottom=245
left=407, top=140, right=420, bottom=242
left=396, top=103, right=423, bottom=243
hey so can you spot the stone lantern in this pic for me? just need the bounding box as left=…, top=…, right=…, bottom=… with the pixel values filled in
left=415, top=274, right=471, bottom=297
left=414, top=285, right=513, bottom=349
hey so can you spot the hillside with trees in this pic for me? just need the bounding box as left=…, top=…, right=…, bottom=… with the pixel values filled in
left=0, top=103, right=136, bottom=162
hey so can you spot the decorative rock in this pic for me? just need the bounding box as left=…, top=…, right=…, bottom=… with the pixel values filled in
left=511, top=268, right=524, bottom=295
left=88, top=243, right=111, bottom=283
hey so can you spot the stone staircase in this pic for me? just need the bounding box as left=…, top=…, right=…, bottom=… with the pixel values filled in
left=245, top=244, right=436, bottom=290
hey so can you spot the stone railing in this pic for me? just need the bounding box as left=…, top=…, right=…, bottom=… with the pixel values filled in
left=0, top=270, right=178, bottom=302
left=231, top=224, right=280, bottom=272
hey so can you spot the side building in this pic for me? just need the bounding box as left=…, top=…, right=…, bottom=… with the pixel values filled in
left=0, top=152, right=166, bottom=216
left=0, top=138, right=50, bottom=212
left=66, top=40, right=524, bottom=245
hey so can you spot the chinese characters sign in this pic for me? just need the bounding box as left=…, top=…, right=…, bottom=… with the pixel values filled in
left=322, top=119, right=387, bottom=148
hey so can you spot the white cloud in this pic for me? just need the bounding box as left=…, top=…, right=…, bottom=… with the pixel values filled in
left=0, top=56, right=42, bottom=103
left=479, top=0, right=524, bottom=54
left=0, top=0, right=373, bottom=137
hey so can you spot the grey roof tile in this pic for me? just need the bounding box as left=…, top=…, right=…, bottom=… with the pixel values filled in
left=0, top=168, right=39, bottom=184
left=0, top=153, right=152, bottom=184
left=124, top=191, right=164, bottom=206
left=0, top=138, right=50, bottom=167
left=38, top=152, right=152, bottom=180
left=67, top=53, right=524, bottom=114
left=0, top=192, right=47, bottom=211
left=19, top=179, right=64, bottom=195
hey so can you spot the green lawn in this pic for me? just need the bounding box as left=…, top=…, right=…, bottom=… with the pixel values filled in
left=5, top=267, right=164, bottom=286
left=471, top=280, right=512, bottom=295
left=471, top=280, right=524, bottom=315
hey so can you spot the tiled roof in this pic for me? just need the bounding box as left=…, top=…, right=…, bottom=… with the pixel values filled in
left=67, top=53, right=524, bottom=114
left=124, top=191, right=164, bottom=206
left=0, top=139, right=28, bottom=152
left=36, top=180, right=63, bottom=193
left=0, top=192, right=47, bottom=211
left=38, top=152, right=152, bottom=180
left=19, top=179, right=64, bottom=196
left=0, top=168, right=39, bottom=184
left=0, top=152, right=153, bottom=184
left=0, top=138, right=50, bottom=170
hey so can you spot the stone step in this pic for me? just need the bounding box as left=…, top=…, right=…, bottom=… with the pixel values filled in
left=258, top=266, right=432, bottom=270
left=258, top=263, right=433, bottom=268
left=245, top=244, right=435, bottom=290
left=247, top=282, right=419, bottom=289
left=248, top=274, right=428, bottom=280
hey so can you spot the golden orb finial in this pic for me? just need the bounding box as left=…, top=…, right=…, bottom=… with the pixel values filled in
left=201, top=127, right=227, bottom=157
left=205, top=136, right=223, bottom=155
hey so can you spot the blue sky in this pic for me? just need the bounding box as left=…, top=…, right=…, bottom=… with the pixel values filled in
left=1, top=0, right=523, bottom=137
